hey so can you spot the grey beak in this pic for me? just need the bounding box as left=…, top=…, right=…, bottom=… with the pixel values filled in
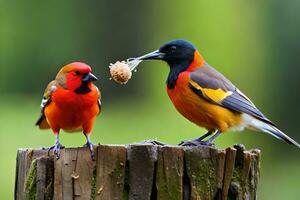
left=82, top=72, right=98, bottom=83
left=136, top=50, right=165, bottom=60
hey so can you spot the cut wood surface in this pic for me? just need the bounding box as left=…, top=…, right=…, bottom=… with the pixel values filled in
left=15, top=144, right=261, bottom=200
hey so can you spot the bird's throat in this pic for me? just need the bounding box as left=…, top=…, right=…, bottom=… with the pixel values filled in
left=74, top=82, right=91, bottom=94
left=167, top=59, right=195, bottom=89
left=167, top=65, right=187, bottom=89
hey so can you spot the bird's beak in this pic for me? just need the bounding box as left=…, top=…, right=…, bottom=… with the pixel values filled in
left=136, top=50, right=165, bottom=60
left=82, top=72, right=98, bottom=83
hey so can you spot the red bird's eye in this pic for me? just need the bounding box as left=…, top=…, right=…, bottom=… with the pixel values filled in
left=74, top=71, right=81, bottom=76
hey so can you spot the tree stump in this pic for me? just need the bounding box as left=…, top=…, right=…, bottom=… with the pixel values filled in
left=15, top=144, right=261, bottom=200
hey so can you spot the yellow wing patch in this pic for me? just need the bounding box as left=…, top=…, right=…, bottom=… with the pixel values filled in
left=189, top=80, right=232, bottom=103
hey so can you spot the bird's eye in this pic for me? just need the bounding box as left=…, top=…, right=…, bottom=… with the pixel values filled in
left=170, top=46, right=177, bottom=52
left=74, top=71, right=81, bottom=76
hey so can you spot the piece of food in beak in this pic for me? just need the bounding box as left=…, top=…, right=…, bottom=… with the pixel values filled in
left=109, top=59, right=142, bottom=84
left=109, top=61, right=132, bottom=84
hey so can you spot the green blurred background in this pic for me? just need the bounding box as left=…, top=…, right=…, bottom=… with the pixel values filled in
left=0, top=0, right=300, bottom=199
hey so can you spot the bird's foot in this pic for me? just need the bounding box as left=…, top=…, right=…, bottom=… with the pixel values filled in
left=83, top=141, right=95, bottom=160
left=137, top=140, right=166, bottom=146
left=48, top=143, right=65, bottom=159
left=179, top=139, right=214, bottom=147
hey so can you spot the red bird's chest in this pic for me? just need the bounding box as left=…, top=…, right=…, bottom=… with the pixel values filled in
left=52, top=89, right=97, bottom=110
left=45, top=88, right=99, bottom=131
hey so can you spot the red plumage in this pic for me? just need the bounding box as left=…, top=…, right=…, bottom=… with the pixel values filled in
left=36, top=62, right=101, bottom=158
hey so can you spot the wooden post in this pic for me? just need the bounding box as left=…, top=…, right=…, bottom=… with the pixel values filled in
left=15, top=144, right=261, bottom=200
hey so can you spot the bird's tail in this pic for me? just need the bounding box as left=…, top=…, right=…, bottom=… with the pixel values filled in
left=247, top=115, right=300, bottom=148
left=262, top=124, right=300, bottom=148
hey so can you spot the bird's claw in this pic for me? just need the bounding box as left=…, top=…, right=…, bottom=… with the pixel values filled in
left=137, top=140, right=166, bottom=146
left=84, top=142, right=95, bottom=160
left=47, top=143, right=65, bottom=159
left=179, top=140, right=214, bottom=147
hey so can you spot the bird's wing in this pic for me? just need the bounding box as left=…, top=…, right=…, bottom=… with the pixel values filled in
left=189, top=63, right=276, bottom=126
left=36, top=80, right=57, bottom=129
left=95, top=85, right=102, bottom=114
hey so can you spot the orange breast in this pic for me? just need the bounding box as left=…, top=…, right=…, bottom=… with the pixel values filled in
left=44, top=86, right=100, bottom=133
left=166, top=72, right=242, bottom=132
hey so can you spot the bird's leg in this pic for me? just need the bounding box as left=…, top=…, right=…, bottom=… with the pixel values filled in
left=193, top=131, right=215, bottom=142
left=205, top=131, right=221, bottom=145
left=179, top=130, right=214, bottom=146
left=83, top=133, right=95, bottom=159
left=48, top=134, right=64, bottom=159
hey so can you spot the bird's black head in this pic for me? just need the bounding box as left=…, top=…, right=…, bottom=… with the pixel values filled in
left=138, top=39, right=196, bottom=67
left=137, top=40, right=198, bottom=89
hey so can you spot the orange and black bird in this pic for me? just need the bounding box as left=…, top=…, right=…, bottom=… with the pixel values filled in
left=36, top=62, right=101, bottom=158
left=136, top=39, right=300, bottom=147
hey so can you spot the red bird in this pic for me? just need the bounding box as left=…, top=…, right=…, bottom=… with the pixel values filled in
left=36, top=62, right=101, bottom=158
left=136, top=40, right=300, bottom=148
